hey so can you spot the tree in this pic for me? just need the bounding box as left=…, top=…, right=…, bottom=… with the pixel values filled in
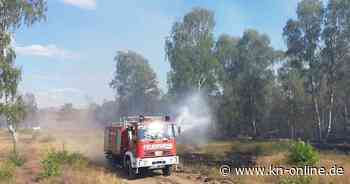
left=0, top=96, right=26, bottom=154
left=278, top=61, right=307, bottom=139
left=236, top=30, right=277, bottom=137
left=214, top=34, right=240, bottom=137
left=165, top=8, right=220, bottom=97
left=321, top=0, right=350, bottom=139
left=0, top=0, right=46, bottom=153
left=283, top=0, right=324, bottom=141
left=110, top=50, right=161, bottom=116
left=215, top=30, right=277, bottom=137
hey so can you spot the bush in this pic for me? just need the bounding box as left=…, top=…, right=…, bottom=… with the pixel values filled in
left=279, top=176, right=312, bottom=184
left=8, top=153, right=25, bottom=167
left=0, top=161, right=16, bottom=183
left=289, top=141, right=319, bottom=166
left=40, top=149, right=88, bottom=178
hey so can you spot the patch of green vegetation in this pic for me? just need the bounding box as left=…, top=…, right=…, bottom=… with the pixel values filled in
left=289, top=141, right=319, bottom=166
left=0, top=160, right=16, bottom=183
left=228, top=140, right=292, bottom=156
left=178, top=140, right=292, bottom=160
left=8, top=153, right=25, bottom=167
left=39, top=149, right=88, bottom=178
left=278, top=176, right=312, bottom=184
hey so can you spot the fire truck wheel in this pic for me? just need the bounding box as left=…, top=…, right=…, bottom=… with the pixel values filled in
left=162, top=166, right=172, bottom=176
left=125, top=158, right=136, bottom=179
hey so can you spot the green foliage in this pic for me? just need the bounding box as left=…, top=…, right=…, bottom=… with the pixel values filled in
left=110, top=50, right=161, bottom=116
left=2, top=96, right=27, bottom=127
left=231, top=141, right=291, bottom=156
left=289, top=141, right=319, bottom=166
left=278, top=176, right=312, bottom=184
left=215, top=29, right=279, bottom=137
left=166, top=7, right=220, bottom=97
left=8, top=153, right=25, bottom=167
left=0, top=160, right=15, bottom=183
left=40, top=149, right=88, bottom=178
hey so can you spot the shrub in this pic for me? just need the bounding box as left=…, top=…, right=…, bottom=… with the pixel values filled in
left=8, top=153, right=25, bottom=167
left=40, top=150, right=62, bottom=177
left=0, top=161, right=16, bottom=183
left=289, top=141, right=319, bottom=166
left=40, top=149, right=88, bottom=178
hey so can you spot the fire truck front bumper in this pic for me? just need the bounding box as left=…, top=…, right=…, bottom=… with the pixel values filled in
left=135, top=156, right=179, bottom=168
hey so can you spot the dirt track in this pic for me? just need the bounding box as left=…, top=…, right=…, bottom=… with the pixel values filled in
left=48, top=124, right=206, bottom=184
left=123, top=174, right=200, bottom=184
left=0, top=131, right=204, bottom=184
left=89, top=150, right=202, bottom=184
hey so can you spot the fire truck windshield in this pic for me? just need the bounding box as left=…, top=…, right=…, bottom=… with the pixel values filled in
left=138, top=122, right=175, bottom=140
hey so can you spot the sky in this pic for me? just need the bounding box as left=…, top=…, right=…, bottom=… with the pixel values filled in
left=14, top=0, right=299, bottom=108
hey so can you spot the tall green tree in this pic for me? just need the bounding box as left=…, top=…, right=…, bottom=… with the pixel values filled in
left=214, top=34, right=240, bottom=136
left=0, top=0, right=46, bottom=153
left=321, top=0, right=350, bottom=139
left=165, top=8, right=220, bottom=97
left=278, top=61, right=307, bottom=139
left=110, top=50, right=161, bottom=116
left=235, top=30, right=276, bottom=137
left=215, top=30, right=277, bottom=137
left=283, top=0, right=324, bottom=141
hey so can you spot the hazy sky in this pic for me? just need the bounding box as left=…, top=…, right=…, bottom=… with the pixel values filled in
left=14, top=0, right=299, bottom=108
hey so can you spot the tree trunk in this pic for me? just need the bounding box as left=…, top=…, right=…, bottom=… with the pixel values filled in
left=345, top=104, right=348, bottom=128
left=344, top=104, right=350, bottom=139
left=252, top=119, right=257, bottom=137
left=288, top=119, right=295, bottom=140
left=313, top=95, right=322, bottom=141
left=7, top=124, right=18, bottom=154
left=325, top=88, right=334, bottom=140
left=12, top=134, right=17, bottom=154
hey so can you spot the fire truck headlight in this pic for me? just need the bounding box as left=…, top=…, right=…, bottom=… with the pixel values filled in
left=138, top=160, right=148, bottom=167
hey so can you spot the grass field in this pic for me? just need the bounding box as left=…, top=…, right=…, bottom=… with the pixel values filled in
left=1, top=129, right=350, bottom=184
left=0, top=129, right=123, bottom=184
left=177, top=140, right=350, bottom=184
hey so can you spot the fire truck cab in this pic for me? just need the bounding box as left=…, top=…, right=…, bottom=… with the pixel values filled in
left=104, top=115, right=179, bottom=178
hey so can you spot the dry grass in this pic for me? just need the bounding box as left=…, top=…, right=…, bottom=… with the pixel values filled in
left=0, top=129, right=123, bottom=184
left=3, top=128, right=350, bottom=184
left=179, top=140, right=350, bottom=184
left=39, top=167, right=122, bottom=184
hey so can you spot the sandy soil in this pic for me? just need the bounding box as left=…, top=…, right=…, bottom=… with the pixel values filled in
left=0, top=129, right=204, bottom=184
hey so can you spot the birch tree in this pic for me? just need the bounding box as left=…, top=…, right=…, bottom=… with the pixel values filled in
left=283, top=0, right=324, bottom=141
left=0, top=0, right=46, bottom=153
left=165, top=8, right=219, bottom=97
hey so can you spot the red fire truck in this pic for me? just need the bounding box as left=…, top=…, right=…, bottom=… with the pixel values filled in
left=104, top=115, right=179, bottom=178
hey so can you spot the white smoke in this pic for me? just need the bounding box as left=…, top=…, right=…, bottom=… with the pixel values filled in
left=174, top=92, right=212, bottom=145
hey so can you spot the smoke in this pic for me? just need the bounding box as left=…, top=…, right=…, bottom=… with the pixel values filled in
left=37, top=107, right=106, bottom=166
left=174, top=92, right=213, bottom=145
left=34, top=92, right=213, bottom=164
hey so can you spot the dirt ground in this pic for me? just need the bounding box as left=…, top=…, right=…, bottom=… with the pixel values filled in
left=0, top=129, right=210, bottom=184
